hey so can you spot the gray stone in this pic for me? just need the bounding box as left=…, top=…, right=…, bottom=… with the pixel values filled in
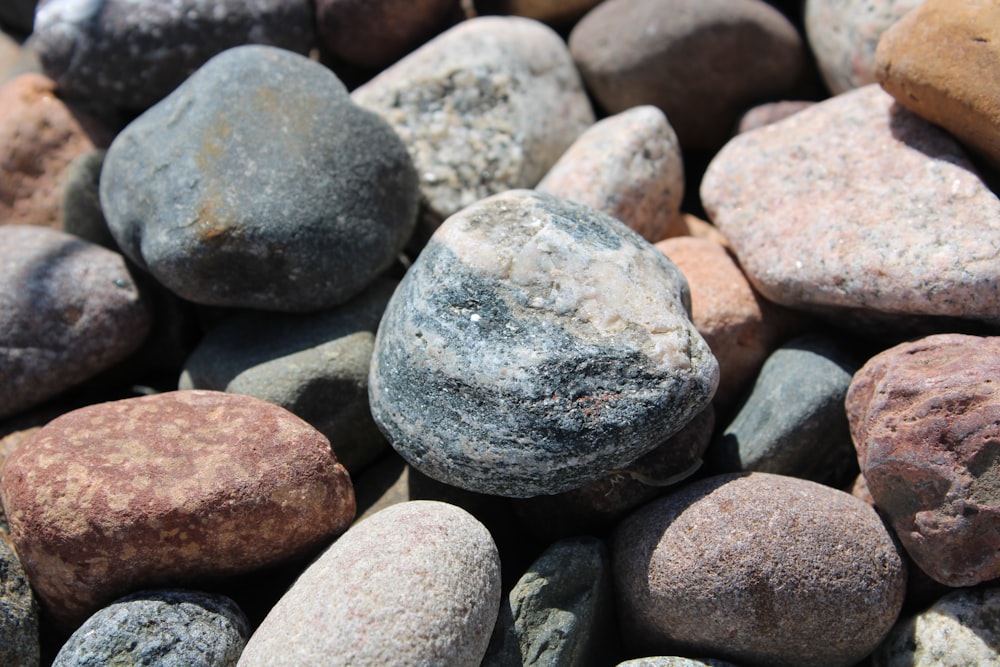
left=369, top=190, right=718, bottom=497
left=53, top=589, right=249, bottom=667
left=483, top=536, right=617, bottom=667
left=179, top=279, right=397, bottom=473
left=61, top=149, right=115, bottom=250
left=0, top=538, right=39, bottom=667
left=0, top=225, right=151, bottom=420
left=101, top=45, right=418, bottom=312
left=353, top=16, right=594, bottom=246
left=709, top=335, right=859, bottom=486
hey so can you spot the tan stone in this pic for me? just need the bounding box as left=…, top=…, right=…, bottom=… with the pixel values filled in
left=677, top=213, right=729, bottom=247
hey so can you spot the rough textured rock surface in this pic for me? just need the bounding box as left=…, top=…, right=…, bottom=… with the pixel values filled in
left=30, top=0, right=315, bottom=111
left=101, top=45, right=417, bottom=311
left=0, top=390, right=356, bottom=628
left=238, top=501, right=501, bottom=667
left=875, top=0, right=1000, bottom=170
left=179, top=280, right=397, bottom=473
left=0, top=538, right=39, bottom=667
left=369, top=190, right=719, bottom=497
left=353, top=16, right=594, bottom=245
left=52, top=590, right=250, bottom=667
left=537, top=105, right=685, bottom=243
left=614, top=472, right=907, bottom=667
left=0, top=225, right=151, bottom=420
left=847, top=334, right=1000, bottom=587
left=805, top=0, right=923, bottom=94
left=702, top=84, right=1000, bottom=328
left=569, top=0, right=808, bottom=151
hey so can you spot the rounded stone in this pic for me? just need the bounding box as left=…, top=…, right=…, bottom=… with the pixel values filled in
left=238, top=501, right=501, bottom=667
left=0, top=538, right=39, bottom=667
left=369, top=190, right=718, bottom=497
left=100, top=44, right=418, bottom=311
left=736, top=100, right=814, bottom=133
left=614, top=472, right=907, bottom=666
left=617, top=659, right=738, bottom=667
left=53, top=589, right=249, bottom=667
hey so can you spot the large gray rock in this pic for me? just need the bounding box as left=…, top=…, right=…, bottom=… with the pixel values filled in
left=101, top=45, right=418, bottom=312
left=0, top=538, right=38, bottom=667
left=369, top=190, right=718, bottom=497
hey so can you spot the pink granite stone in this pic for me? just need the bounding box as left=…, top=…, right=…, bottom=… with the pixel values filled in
left=736, top=100, right=814, bottom=134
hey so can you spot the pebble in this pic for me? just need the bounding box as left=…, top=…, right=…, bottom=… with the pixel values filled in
left=0, top=225, right=151, bottom=420
left=617, top=659, right=737, bottom=667
left=353, top=16, right=594, bottom=244
left=238, top=501, right=501, bottom=667
left=0, top=538, right=39, bottom=667
left=179, top=279, right=397, bottom=473
left=53, top=589, right=250, bottom=667
left=736, top=100, right=814, bottom=134
left=30, top=0, right=315, bottom=111
left=569, top=0, right=809, bottom=151
left=100, top=45, right=418, bottom=311
left=369, top=190, right=718, bottom=497
left=0, top=389, right=356, bottom=628
left=701, top=84, right=1000, bottom=330
left=537, top=105, right=685, bottom=243
left=875, top=0, right=1000, bottom=170
left=614, top=472, right=907, bottom=667
left=847, top=333, right=1000, bottom=587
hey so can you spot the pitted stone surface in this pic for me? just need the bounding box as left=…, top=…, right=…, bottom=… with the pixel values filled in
left=0, top=538, right=39, bottom=667
left=238, top=501, right=501, bottom=667
left=0, top=225, right=151, bottom=420
left=0, top=390, right=355, bottom=628
left=702, top=84, right=1000, bottom=327
left=369, top=190, right=718, bottom=497
left=101, top=45, right=418, bottom=311
left=847, top=334, right=1000, bottom=587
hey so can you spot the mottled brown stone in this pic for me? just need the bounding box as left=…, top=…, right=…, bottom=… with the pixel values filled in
left=0, top=390, right=355, bottom=629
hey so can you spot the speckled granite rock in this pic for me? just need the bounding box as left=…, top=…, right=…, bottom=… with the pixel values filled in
left=53, top=590, right=249, bottom=667
left=179, top=280, right=397, bottom=473
left=239, top=501, right=501, bottom=667
left=537, top=105, right=685, bottom=243
left=0, top=390, right=355, bottom=628
left=614, top=472, right=906, bottom=666
left=875, top=0, right=1000, bottom=169
left=352, top=16, right=594, bottom=245
left=702, top=84, right=1000, bottom=329
left=101, top=45, right=418, bottom=311
left=805, top=0, right=923, bottom=94
left=736, top=100, right=814, bottom=133
left=569, top=0, right=808, bottom=151
left=873, top=587, right=1000, bottom=666
left=0, top=225, right=151, bottom=420
left=0, top=538, right=39, bottom=667
left=31, top=0, right=315, bottom=111
left=847, top=334, right=1000, bottom=587
left=617, top=659, right=737, bottom=667
left=369, top=190, right=719, bottom=497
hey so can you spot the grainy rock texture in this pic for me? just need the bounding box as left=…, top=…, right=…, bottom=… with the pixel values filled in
left=0, top=390, right=356, bottom=628
left=702, top=84, right=1000, bottom=328
left=569, top=0, right=808, bottom=151
left=537, top=105, right=685, bottom=243
left=614, top=472, right=906, bottom=667
left=736, top=100, right=814, bottom=133
left=0, top=225, right=151, bottom=420
left=101, top=45, right=418, bottom=311
left=369, top=190, right=718, bottom=497
left=0, top=538, right=39, bottom=667
left=238, top=501, right=501, bottom=667
left=847, top=334, right=1000, bottom=587
left=52, top=590, right=250, bottom=667
left=352, top=16, right=594, bottom=244
left=875, top=0, right=1000, bottom=169
left=31, top=0, right=315, bottom=111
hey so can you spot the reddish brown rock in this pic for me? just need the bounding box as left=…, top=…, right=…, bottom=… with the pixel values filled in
left=0, top=390, right=356, bottom=628
left=847, top=333, right=1000, bottom=587
left=677, top=213, right=729, bottom=247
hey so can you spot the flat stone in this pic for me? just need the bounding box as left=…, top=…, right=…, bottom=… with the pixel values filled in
left=238, top=501, right=501, bottom=667
left=875, top=0, right=1000, bottom=170
left=101, top=45, right=418, bottom=311
left=847, top=333, right=1000, bottom=587
left=369, top=190, right=718, bottom=497
left=53, top=589, right=249, bottom=667
left=353, top=16, right=594, bottom=245
left=0, top=390, right=356, bottom=628
left=701, top=84, right=1000, bottom=329
left=538, top=105, right=685, bottom=243
left=614, top=472, right=907, bottom=666
left=0, top=538, right=38, bottom=667
left=0, top=225, right=151, bottom=420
